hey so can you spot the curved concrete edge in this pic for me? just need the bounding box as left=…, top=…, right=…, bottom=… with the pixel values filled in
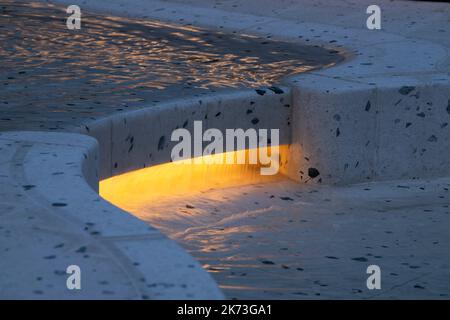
left=76, top=88, right=292, bottom=180
left=0, top=131, right=224, bottom=299
left=76, top=72, right=450, bottom=186
left=44, top=0, right=450, bottom=186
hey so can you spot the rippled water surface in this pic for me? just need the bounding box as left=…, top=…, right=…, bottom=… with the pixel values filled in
left=105, top=179, right=450, bottom=300
left=0, top=0, right=342, bottom=130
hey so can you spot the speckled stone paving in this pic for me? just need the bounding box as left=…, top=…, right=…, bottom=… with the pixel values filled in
left=0, top=0, right=345, bottom=300
left=0, top=132, right=224, bottom=299
left=2, top=0, right=450, bottom=300
left=129, top=178, right=450, bottom=299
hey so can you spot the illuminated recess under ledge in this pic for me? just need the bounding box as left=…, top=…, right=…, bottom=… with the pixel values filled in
left=100, top=145, right=289, bottom=213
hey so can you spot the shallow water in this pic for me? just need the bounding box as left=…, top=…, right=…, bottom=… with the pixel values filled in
left=0, top=0, right=342, bottom=131
left=100, top=153, right=450, bottom=299
left=109, top=179, right=450, bottom=300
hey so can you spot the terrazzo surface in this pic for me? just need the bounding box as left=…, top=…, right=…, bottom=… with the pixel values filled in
left=124, top=178, right=450, bottom=299
left=2, top=0, right=450, bottom=300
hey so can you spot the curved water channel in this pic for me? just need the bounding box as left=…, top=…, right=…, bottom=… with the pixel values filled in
left=0, top=0, right=342, bottom=131
left=1, top=0, right=347, bottom=299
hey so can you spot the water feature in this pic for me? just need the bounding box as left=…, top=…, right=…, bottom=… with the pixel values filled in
left=0, top=0, right=342, bottom=131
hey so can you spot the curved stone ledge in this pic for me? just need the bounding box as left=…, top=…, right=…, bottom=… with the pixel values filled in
left=45, top=0, right=450, bottom=185
left=4, top=0, right=450, bottom=299
left=0, top=131, right=223, bottom=299
left=76, top=88, right=292, bottom=180
left=75, top=77, right=450, bottom=186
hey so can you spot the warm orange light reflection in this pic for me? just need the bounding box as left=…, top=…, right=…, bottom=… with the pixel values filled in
left=100, top=145, right=288, bottom=210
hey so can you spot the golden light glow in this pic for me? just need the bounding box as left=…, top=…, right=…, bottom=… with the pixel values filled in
left=100, top=145, right=289, bottom=211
